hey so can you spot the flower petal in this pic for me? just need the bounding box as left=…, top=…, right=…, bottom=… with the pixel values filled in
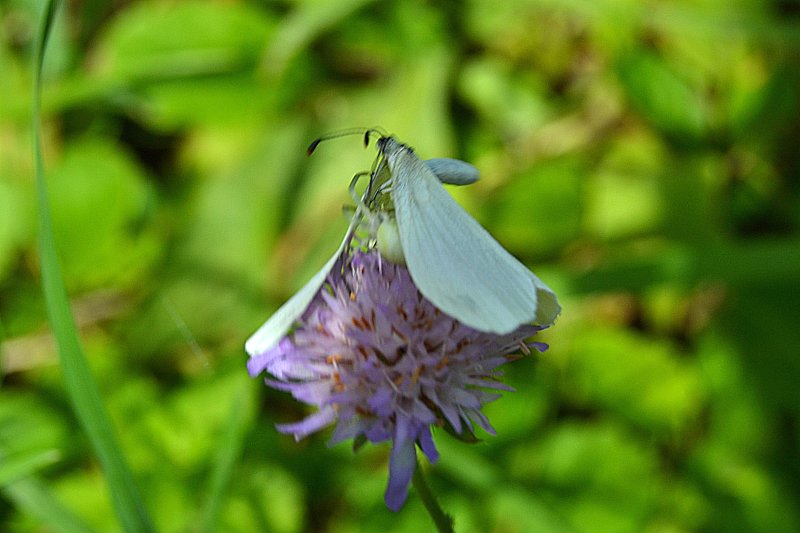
left=385, top=416, right=417, bottom=511
left=417, top=426, right=439, bottom=464
left=328, top=416, right=365, bottom=445
left=530, top=341, right=549, bottom=352
left=275, top=406, right=337, bottom=440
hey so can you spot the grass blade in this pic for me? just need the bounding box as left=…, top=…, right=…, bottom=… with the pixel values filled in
left=0, top=449, right=60, bottom=486
left=32, top=1, right=155, bottom=531
left=0, top=448, right=94, bottom=533
left=4, top=478, right=97, bottom=533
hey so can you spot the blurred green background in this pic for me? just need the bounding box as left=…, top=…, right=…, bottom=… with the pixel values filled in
left=2, top=0, right=800, bottom=531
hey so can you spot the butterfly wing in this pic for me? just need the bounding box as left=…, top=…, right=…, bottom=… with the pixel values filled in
left=424, top=158, right=479, bottom=185
left=245, top=212, right=362, bottom=356
left=390, top=148, right=559, bottom=333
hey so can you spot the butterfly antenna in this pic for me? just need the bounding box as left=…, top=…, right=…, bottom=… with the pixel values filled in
left=307, top=127, right=387, bottom=155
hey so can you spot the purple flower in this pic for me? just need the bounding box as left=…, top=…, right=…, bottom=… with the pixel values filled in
left=248, top=250, right=548, bottom=511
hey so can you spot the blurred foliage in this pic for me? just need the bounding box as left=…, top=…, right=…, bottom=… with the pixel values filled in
left=2, top=0, right=800, bottom=531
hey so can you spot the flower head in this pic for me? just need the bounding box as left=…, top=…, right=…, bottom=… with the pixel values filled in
left=248, top=249, right=547, bottom=510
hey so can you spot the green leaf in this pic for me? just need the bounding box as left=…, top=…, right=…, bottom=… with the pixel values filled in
left=529, top=421, right=659, bottom=532
left=617, top=51, right=706, bottom=145
left=459, top=57, right=552, bottom=137
left=92, top=0, right=274, bottom=81
left=720, top=282, right=800, bottom=409
left=262, top=0, right=375, bottom=78
left=490, top=157, right=583, bottom=253
left=566, top=327, right=703, bottom=434
left=48, top=137, right=158, bottom=291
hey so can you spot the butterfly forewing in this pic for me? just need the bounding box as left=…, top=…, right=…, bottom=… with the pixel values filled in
left=388, top=147, right=539, bottom=334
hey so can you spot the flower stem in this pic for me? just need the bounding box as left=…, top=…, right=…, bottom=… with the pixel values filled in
left=412, top=458, right=454, bottom=533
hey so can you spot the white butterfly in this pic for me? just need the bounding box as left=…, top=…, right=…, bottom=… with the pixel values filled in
left=245, top=132, right=560, bottom=357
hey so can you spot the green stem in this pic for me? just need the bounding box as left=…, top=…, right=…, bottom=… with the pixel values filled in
left=412, top=458, right=454, bottom=533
